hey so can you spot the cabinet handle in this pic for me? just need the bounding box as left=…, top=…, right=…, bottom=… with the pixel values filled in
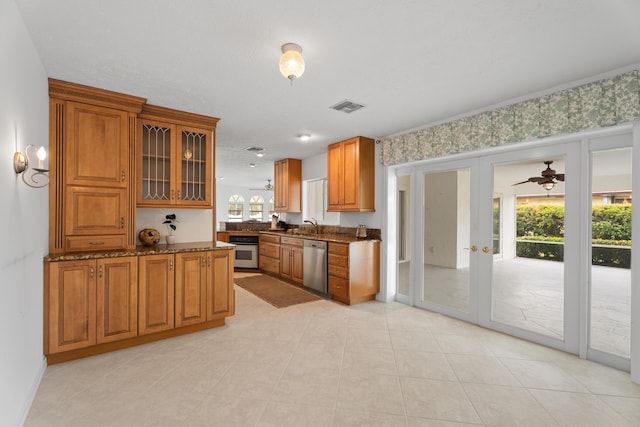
left=177, top=190, right=181, bottom=200
left=202, top=258, right=206, bottom=268
left=99, top=265, right=103, bottom=278
left=208, top=256, right=211, bottom=267
left=121, top=217, right=125, bottom=229
left=90, top=267, right=94, bottom=278
left=121, top=171, right=125, bottom=182
left=169, top=259, right=173, bottom=270
left=171, top=189, right=175, bottom=200
left=89, top=241, right=105, bottom=246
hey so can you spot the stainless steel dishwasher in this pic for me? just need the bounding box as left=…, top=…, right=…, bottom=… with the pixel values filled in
left=303, top=239, right=327, bottom=294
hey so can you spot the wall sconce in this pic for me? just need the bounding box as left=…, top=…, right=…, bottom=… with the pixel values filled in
left=14, top=145, right=49, bottom=188
left=279, top=43, right=305, bottom=82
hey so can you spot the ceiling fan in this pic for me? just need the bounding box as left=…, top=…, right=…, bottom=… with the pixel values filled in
left=513, top=160, right=565, bottom=191
left=249, top=179, right=274, bottom=191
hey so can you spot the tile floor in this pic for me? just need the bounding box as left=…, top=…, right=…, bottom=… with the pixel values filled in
left=25, top=277, right=640, bottom=426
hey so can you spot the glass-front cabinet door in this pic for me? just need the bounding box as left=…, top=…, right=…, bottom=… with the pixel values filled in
left=137, top=120, right=212, bottom=208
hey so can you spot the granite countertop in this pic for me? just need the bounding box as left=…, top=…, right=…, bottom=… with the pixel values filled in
left=44, top=241, right=234, bottom=262
left=260, top=230, right=379, bottom=244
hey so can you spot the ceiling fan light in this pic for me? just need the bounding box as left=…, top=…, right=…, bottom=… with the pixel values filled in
left=542, top=181, right=555, bottom=191
left=279, top=43, right=305, bottom=80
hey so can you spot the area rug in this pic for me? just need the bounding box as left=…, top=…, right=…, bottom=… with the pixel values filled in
left=234, top=274, right=321, bottom=308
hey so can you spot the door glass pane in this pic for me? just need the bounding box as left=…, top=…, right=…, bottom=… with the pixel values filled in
left=492, top=158, right=565, bottom=339
left=590, top=148, right=632, bottom=358
left=493, top=196, right=502, bottom=256
left=422, top=169, right=470, bottom=312
left=397, top=175, right=411, bottom=298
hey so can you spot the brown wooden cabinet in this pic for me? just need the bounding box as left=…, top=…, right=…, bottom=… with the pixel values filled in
left=327, top=136, right=375, bottom=212
left=45, top=257, right=137, bottom=354
left=328, top=241, right=380, bottom=305
left=259, top=234, right=281, bottom=275
left=137, top=105, right=218, bottom=208
left=174, top=250, right=233, bottom=326
left=280, top=236, right=304, bottom=285
left=138, top=254, right=175, bottom=335
left=48, top=79, right=146, bottom=254
left=216, top=231, right=229, bottom=242
left=274, top=158, right=302, bottom=212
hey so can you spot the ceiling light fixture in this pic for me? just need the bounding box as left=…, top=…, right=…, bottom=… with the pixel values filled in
left=298, top=134, right=311, bottom=142
left=256, top=152, right=265, bottom=158
left=248, top=163, right=256, bottom=168
left=279, top=43, right=305, bottom=83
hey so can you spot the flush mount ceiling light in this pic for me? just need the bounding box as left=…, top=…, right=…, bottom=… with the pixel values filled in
left=279, top=43, right=305, bottom=82
left=298, top=134, right=311, bottom=142
left=248, top=163, right=256, bottom=168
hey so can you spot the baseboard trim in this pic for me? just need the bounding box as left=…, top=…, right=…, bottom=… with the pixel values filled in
left=15, top=356, right=47, bottom=427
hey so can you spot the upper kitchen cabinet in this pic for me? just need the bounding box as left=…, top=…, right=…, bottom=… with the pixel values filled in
left=48, top=79, right=146, bottom=254
left=327, top=136, right=375, bottom=212
left=137, top=105, right=219, bottom=208
left=274, top=158, right=302, bottom=213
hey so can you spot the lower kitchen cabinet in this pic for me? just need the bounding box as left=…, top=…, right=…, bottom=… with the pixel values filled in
left=259, top=234, right=281, bottom=275
left=139, top=254, right=175, bottom=335
left=280, top=236, right=304, bottom=285
left=45, top=257, right=138, bottom=354
left=175, top=249, right=234, bottom=327
left=328, top=241, right=380, bottom=305
left=44, top=246, right=234, bottom=364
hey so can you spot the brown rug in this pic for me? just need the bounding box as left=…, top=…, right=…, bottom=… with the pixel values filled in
left=234, top=274, right=321, bottom=308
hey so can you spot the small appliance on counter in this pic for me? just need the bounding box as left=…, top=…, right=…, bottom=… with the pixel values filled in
left=356, top=224, right=368, bottom=239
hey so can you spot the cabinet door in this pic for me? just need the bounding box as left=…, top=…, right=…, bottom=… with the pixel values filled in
left=96, top=257, right=137, bottom=344
left=175, top=251, right=207, bottom=327
left=341, top=138, right=360, bottom=209
left=292, top=246, right=304, bottom=284
left=137, top=119, right=176, bottom=206
left=274, top=159, right=287, bottom=210
left=138, top=254, right=175, bottom=335
left=280, top=245, right=292, bottom=279
left=65, top=186, right=127, bottom=237
left=176, top=126, right=212, bottom=207
left=47, top=260, right=97, bottom=354
left=327, top=142, right=343, bottom=210
left=207, top=250, right=234, bottom=320
left=65, top=101, right=129, bottom=188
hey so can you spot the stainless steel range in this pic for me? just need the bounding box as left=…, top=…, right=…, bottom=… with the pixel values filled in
left=228, top=235, right=259, bottom=269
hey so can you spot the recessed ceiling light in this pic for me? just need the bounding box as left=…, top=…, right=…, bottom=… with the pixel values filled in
left=256, top=152, right=265, bottom=157
left=298, top=134, right=311, bottom=142
left=248, top=163, right=256, bottom=168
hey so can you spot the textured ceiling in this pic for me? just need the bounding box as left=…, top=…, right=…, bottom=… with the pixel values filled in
left=15, top=0, right=640, bottom=188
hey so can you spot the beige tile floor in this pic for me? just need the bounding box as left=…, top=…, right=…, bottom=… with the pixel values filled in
left=25, top=276, right=640, bottom=426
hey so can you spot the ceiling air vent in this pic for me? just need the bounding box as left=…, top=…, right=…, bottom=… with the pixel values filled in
left=244, top=146, right=264, bottom=153
left=330, top=99, right=365, bottom=114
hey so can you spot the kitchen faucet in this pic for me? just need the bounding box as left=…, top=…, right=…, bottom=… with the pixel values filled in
left=304, top=218, right=319, bottom=234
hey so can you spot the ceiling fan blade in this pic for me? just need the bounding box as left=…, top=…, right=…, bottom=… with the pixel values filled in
left=512, top=180, right=531, bottom=186
left=555, top=174, right=565, bottom=182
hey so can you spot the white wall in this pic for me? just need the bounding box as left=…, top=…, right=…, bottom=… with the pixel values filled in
left=0, top=1, right=49, bottom=425
left=136, top=208, right=214, bottom=244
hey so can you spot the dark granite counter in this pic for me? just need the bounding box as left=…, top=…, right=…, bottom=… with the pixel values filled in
left=260, top=230, right=379, bottom=244
left=44, top=241, right=234, bottom=262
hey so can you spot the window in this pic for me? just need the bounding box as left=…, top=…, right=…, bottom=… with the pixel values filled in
left=268, top=197, right=275, bottom=217
left=228, top=194, right=244, bottom=222
left=249, top=195, right=264, bottom=221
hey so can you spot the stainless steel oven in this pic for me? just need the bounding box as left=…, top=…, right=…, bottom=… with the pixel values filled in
left=228, top=235, right=259, bottom=269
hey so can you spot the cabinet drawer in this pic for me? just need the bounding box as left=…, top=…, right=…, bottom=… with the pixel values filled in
left=280, top=236, right=303, bottom=247
left=66, top=235, right=127, bottom=252
left=259, top=256, right=280, bottom=274
left=329, top=264, right=349, bottom=279
left=328, top=243, right=349, bottom=256
left=328, top=276, right=349, bottom=299
left=328, top=253, right=348, bottom=268
left=260, top=243, right=280, bottom=259
left=260, top=234, right=281, bottom=244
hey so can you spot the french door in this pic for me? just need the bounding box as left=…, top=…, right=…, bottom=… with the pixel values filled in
left=398, top=126, right=636, bottom=373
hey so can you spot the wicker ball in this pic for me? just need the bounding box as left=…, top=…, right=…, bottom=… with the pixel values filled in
left=139, top=228, right=160, bottom=246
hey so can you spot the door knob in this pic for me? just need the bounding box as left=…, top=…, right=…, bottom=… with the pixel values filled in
left=470, top=245, right=477, bottom=252
left=482, top=246, right=491, bottom=253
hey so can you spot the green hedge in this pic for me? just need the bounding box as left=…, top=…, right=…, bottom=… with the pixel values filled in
left=515, top=204, right=631, bottom=268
